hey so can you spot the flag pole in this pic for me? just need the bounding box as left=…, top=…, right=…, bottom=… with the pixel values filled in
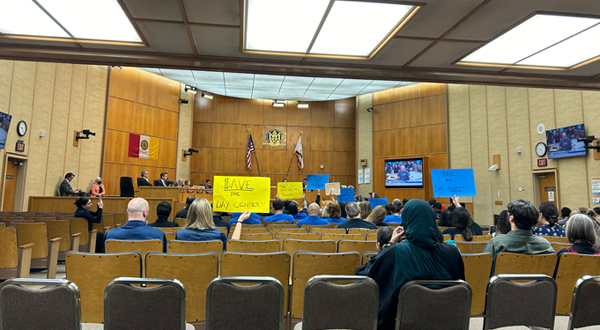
left=285, top=131, right=302, bottom=178
left=254, top=151, right=262, bottom=176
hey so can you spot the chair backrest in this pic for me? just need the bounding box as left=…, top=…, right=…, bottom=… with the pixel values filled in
left=0, top=223, right=5, bottom=227
left=347, top=228, right=378, bottom=235
left=283, top=239, right=336, bottom=255
left=220, top=252, right=291, bottom=313
left=302, top=275, right=378, bottom=330
left=554, top=254, right=600, bottom=315
left=0, top=227, right=19, bottom=269
left=276, top=232, right=319, bottom=243
left=166, top=239, right=223, bottom=256
left=269, top=227, right=308, bottom=234
left=119, top=177, right=135, bottom=197
left=461, top=253, right=493, bottom=316
left=337, top=239, right=378, bottom=255
left=483, top=275, right=556, bottom=330
left=454, top=235, right=492, bottom=242
left=454, top=241, right=487, bottom=254
left=443, top=234, right=451, bottom=241
left=174, top=218, right=186, bottom=227
left=226, top=239, right=281, bottom=253
left=67, top=218, right=90, bottom=248
left=146, top=252, right=218, bottom=322
left=321, top=233, right=364, bottom=243
left=239, top=227, right=270, bottom=233
left=365, top=233, right=377, bottom=241
left=290, top=252, right=360, bottom=318
left=104, top=277, right=185, bottom=330
left=542, top=235, right=568, bottom=243
left=492, top=252, right=557, bottom=276
left=104, top=239, right=163, bottom=276
left=310, top=227, right=346, bottom=236
left=235, top=232, right=272, bottom=240
left=35, top=219, right=72, bottom=252
left=362, top=251, right=377, bottom=265
left=266, top=223, right=296, bottom=230
left=0, top=278, right=81, bottom=330
left=397, top=280, right=472, bottom=330
left=156, top=227, right=181, bottom=233
left=205, top=277, right=284, bottom=330
left=551, top=242, right=570, bottom=253
left=65, top=252, right=142, bottom=323
left=10, top=222, right=49, bottom=259
left=568, top=276, right=600, bottom=330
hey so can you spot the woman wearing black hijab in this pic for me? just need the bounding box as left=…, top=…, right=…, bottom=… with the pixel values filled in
left=356, top=199, right=465, bottom=329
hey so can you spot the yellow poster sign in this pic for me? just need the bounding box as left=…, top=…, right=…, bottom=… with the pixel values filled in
left=213, top=176, right=271, bottom=213
left=277, top=182, right=303, bottom=199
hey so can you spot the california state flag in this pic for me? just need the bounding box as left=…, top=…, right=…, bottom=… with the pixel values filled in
left=128, top=133, right=158, bottom=159
left=294, top=136, right=303, bottom=170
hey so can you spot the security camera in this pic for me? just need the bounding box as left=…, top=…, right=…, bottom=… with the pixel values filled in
left=82, top=130, right=96, bottom=136
left=366, top=107, right=373, bottom=112
left=188, top=148, right=198, bottom=153
left=179, top=99, right=189, bottom=104
left=76, top=129, right=96, bottom=140
left=577, top=135, right=596, bottom=144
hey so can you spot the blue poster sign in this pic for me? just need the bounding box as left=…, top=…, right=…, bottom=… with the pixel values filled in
left=306, top=174, right=329, bottom=190
left=338, top=187, right=355, bottom=203
left=431, top=169, right=477, bottom=197
left=369, top=198, right=389, bottom=209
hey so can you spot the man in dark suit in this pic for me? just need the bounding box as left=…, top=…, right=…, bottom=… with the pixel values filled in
left=59, top=172, right=86, bottom=196
left=338, top=202, right=377, bottom=229
left=154, top=172, right=169, bottom=187
left=105, top=197, right=166, bottom=251
left=137, top=170, right=153, bottom=187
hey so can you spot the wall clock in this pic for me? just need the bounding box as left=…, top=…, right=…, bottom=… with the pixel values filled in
left=535, top=142, right=547, bottom=157
left=17, top=120, right=27, bottom=136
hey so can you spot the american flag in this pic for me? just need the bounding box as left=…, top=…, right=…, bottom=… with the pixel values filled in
left=246, top=134, right=255, bottom=170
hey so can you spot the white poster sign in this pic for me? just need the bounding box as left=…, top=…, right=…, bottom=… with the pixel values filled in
left=365, top=168, right=371, bottom=184
left=358, top=169, right=363, bottom=184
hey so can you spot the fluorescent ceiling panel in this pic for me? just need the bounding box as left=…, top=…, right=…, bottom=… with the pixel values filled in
left=192, top=71, right=225, bottom=80
left=246, top=0, right=329, bottom=53
left=38, top=0, right=141, bottom=42
left=0, top=0, right=69, bottom=38
left=311, top=1, right=412, bottom=56
left=310, top=77, right=344, bottom=87
left=460, top=14, right=600, bottom=69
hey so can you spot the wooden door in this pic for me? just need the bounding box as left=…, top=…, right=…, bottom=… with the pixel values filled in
left=539, top=172, right=557, bottom=207
left=3, top=161, right=18, bottom=211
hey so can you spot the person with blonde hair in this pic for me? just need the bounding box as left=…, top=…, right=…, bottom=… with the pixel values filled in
left=366, top=205, right=387, bottom=227
left=176, top=198, right=229, bottom=245
left=556, top=214, right=600, bottom=256
left=359, top=201, right=372, bottom=220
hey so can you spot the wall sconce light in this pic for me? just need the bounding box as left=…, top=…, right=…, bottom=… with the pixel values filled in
left=184, top=85, right=197, bottom=94
left=202, top=91, right=214, bottom=99
left=179, top=99, right=189, bottom=104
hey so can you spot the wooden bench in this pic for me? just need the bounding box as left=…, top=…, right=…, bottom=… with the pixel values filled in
left=226, top=239, right=281, bottom=253
left=0, top=226, right=34, bottom=279
left=9, top=222, right=61, bottom=279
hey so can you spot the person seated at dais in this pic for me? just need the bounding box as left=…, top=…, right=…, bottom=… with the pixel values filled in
left=90, top=177, right=105, bottom=197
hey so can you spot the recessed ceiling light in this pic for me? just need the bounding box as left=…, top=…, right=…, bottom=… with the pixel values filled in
left=457, top=14, right=600, bottom=70
left=243, top=0, right=419, bottom=59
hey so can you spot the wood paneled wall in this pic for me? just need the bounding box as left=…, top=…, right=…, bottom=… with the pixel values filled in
left=192, top=96, right=356, bottom=186
left=104, top=67, right=181, bottom=195
left=0, top=60, right=108, bottom=210
left=372, top=83, right=447, bottom=201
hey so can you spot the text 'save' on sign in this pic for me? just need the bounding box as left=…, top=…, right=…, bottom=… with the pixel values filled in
left=277, top=182, right=303, bottom=199
left=213, top=176, right=271, bottom=213
left=431, top=169, right=477, bottom=197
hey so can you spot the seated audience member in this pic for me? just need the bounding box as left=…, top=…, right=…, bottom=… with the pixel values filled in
left=428, top=198, right=437, bottom=207
left=558, top=207, right=572, bottom=226
left=338, top=202, right=377, bottom=229
left=175, top=195, right=196, bottom=219
left=176, top=198, right=229, bottom=247
left=367, top=192, right=379, bottom=200
left=355, top=227, right=394, bottom=275
left=320, top=205, right=329, bottom=218
left=282, top=200, right=292, bottom=214
left=138, top=170, right=153, bottom=186
left=155, top=172, right=169, bottom=187
left=450, top=196, right=483, bottom=235
left=432, top=202, right=443, bottom=220
left=263, top=199, right=294, bottom=223
left=392, top=198, right=402, bottom=209
left=229, top=211, right=261, bottom=225
left=288, top=201, right=307, bottom=221
left=366, top=206, right=387, bottom=227
left=437, top=210, right=453, bottom=227
left=383, top=203, right=402, bottom=224
left=401, top=198, right=409, bottom=209
left=357, top=199, right=465, bottom=329
left=205, top=179, right=213, bottom=189
left=323, top=202, right=345, bottom=224
left=297, top=203, right=329, bottom=228
left=494, top=210, right=511, bottom=237
left=584, top=209, right=600, bottom=250
left=532, top=202, right=564, bottom=237
left=443, top=208, right=474, bottom=241
left=359, top=201, right=372, bottom=219
left=557, top=214, right=600, bottom=257
left=338, top=202, right=347, bottom=218
left=60, top=172, right=86, bottom=196
left=212, top=208, right=231, bottom=235
left=105, top=198, right=166, bottom=251
left=483, top=199, right=554, bottom=255
left=90, top=177, right=105, bottom=197
left=74, top=197, right=104, bottom=252
left=148, top=201, right=179, bottom=228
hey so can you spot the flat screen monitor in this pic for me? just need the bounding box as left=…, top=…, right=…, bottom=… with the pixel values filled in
left=546, top=124, right=586, bottom=159
left=384, top=158, right=423, bottom=188
left=0, top=112, right=12, bottom=149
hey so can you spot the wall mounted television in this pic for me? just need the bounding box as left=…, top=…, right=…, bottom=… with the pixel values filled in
left=384, top=158, right=423, bottom=188
left=0, top=112, right=12, bottom=149
left=546, top=124, right=586, bottom=159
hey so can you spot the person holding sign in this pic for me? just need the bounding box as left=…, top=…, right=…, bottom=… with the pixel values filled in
left=263, top=199, right=294, bottom=223
left=176, top=198, right=229, bottom=248
left=297, top=203, right=329, bottom=228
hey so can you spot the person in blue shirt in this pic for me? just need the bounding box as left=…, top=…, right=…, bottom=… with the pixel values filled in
left=105, top=197, right=166, bottom=251
left=288, top=201, right=307, bottom=221
left=177, top=198, right=230, bottom=249
left=229, top=211, right=261, bottom=225
left=297, top=203, right=330, bottom=228
left=383, top=203, right=402, bottom=224
left=263, top=199, right=294, bottom=223
left=323, top=202, right=345, bottom=224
